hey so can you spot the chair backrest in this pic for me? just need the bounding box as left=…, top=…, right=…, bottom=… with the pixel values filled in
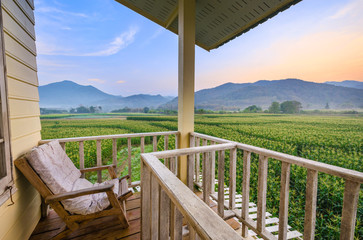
left=26, top=141, right=81, bottom=195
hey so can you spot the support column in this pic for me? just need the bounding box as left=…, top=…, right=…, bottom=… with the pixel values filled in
left=177, top=0, right=195, bottom=184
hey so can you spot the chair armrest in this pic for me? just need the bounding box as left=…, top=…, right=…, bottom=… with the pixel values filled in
left=80, top=164, right=116, bottom=173
left=81, top=164, right=117, bottom=179
left=45, top=184, right=114, bottom=204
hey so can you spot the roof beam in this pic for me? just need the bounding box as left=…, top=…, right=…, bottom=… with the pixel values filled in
left=165, top=6, right=178, bottom=29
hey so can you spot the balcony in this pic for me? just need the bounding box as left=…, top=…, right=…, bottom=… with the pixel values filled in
left=28, top=131, right=362, bottom=240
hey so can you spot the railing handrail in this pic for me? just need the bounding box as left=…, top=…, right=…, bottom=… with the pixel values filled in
left=191, top=132, right=363, bottom=183
left=141, top=152, right=242, bottom=240
left=39, top=131, right=179, bottom=144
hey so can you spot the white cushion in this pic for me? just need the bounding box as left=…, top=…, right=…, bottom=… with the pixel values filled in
left=26, top=140, right=119, bottom=215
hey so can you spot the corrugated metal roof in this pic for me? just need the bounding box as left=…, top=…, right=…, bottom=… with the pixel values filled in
left=115, top=0, right=302, bottom=51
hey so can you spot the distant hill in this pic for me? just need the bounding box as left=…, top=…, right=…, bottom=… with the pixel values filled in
left=162, top=79, right=363, bottom=110
left=324, top=80, right=363, bottom=89
left=39, top=80, right=172, bottom=111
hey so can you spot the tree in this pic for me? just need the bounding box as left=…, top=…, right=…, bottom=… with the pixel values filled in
left=76, top=106, right=90, bottom=113
left=325, top=103, right=330, bottom=109
left=268, top=102, right=280, bottom=113
left=280, top=101, right=302, bottom=114
left=143, top=107, right=150, bottom=113
left=90, top=106, right=96, bottom=113
left=243, top=105, right=262, bottom=113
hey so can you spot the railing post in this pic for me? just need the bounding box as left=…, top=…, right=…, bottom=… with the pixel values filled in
left=242, top=150, right=251, bottom=237
left=211, top=141, right=215, bottom=194
left=96, top=140, right=102, bottom=183
left=257, top=155, right=268, bottom=233
left=187, top=154, right=194, bottom=190
left=112, top=138, right=117, bottom=174
left=141, top=136, right=145, bottom=153
left=279, top=162, right=291, bottom=240
left=195, top=137, right=200, bottom=183
left=218, top=150, right=225, bottom=217
left=304, top=169, right=318, bottom=240
left=151, top=175, right=159, bottom=240
left=202, top=151, right=211, bottom=205
left=164, top=135, right=169, bottom=168
left=159, top=189, right=170, bottom=239
left=141, top=160, right=151, bottom=239
left=127, top=137, right=132, bottom=185
left=153, top=135, right=157, bottom=152
left=340, top=180, right=360, bottom=240
left=79, top=141, right=85, bottom=178
left=229, top=148, right=236, bottom=210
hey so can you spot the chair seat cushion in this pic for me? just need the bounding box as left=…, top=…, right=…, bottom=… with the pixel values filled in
left=62, top=178, right=119, bottom=215
left=26, top=140, right=121, bottom=215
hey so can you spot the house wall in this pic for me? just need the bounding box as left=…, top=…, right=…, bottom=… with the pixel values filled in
left=0, top=0, right=42, bottom=239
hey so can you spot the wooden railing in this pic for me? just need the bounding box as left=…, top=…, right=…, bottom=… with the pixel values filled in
left=140, top=143, right=242, bottom=240
left=190, top=132, right=363, bottom=240
left=40, top=131, right=179, bottom=186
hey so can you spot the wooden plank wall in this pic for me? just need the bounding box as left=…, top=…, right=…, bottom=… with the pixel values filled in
left=0, top=0, right=41, bottom=239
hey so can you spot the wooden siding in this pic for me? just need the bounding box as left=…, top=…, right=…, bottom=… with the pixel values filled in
left=0, top=0, right=41, bottom=240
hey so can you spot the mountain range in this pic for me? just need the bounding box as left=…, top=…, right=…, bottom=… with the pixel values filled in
left=39, top=80, right=173, bottom=111
left=39, top=79, right=363, bottom=111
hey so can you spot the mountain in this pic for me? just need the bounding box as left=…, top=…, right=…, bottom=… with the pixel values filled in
left=324, top=80, right=363, bottom=89
left=162, top=79, right=363, bottom=110
left=39, top=80, right=171, bottom=111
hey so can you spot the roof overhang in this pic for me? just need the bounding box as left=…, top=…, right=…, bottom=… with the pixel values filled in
left=115, top=0, right=302, bottom=51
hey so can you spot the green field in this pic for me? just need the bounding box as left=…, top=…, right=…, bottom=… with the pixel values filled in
left=41, top=114, right=362, bottom=239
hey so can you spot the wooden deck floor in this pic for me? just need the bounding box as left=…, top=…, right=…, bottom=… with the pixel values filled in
left=30, top=192, right=240, bottom=240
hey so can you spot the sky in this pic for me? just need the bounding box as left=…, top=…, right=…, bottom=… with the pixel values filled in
left=35, top=0, right=363, bottom=96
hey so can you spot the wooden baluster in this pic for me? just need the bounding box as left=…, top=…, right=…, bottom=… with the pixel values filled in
left=242, top=151, right=251, bottom=238
left=173, top=133, right=178, bottom=174
left=112, top=139, right=117, bottom=175
left=340, top=180, right=360, bottom=240
left=153, top=135, right=157, bottom=152
left=210, top=141, right=215, bottom=194
left=257, top=155, right=268, bottom=233
left=60, top=142, right=66, bottom=151
left=229, top=148, right=237, bottom=210
left=159, top=189, right=170, bottom=239
left=195, top=137, right=200, bottom=183
left=218, top=150, right=225, bottom=217
left=189, top=226, right=196, bottom=240
left=79, top=141, right=85, bottom=178
left=141, top=136, right=145, bottom=153
left=151, top=175, right=159, bottom=240
left=141, top=161, right=151, bottom=239
left=96, top=140, right=102, bottom=183
left=279, top=162, right=291, bottom=240
left=187, top=154, right=194, bottom=190
left=203, top=151, right=211, bottom=205
left=189, top=135, right=195, bottom=185
left=304, top=169, right=318, bottom=240
left=170, top=203, right=183, bottom=240
left=127, top=137, right=132, bottom=185
left=164, top=135, right=169, bottom=168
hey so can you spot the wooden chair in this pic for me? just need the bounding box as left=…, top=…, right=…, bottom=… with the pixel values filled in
left=15, top=149, right=133, bottom=239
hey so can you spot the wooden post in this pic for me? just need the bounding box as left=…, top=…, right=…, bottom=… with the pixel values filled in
left=96, top=140, right=102, bottom=183
left=153, top=135, right=157, bottom=152
left=242, top=151, right=251, bottom=237
left=151, top=175, right=159, bottom=240
left=79, top=141, right=85, bottom=178
left=218, top=150, right=225, bottom=217
left=229, top=148, right=236, bottom=210
left=278, top=162, right=291, bottom=240
left=159, top=189, right=170, bottom=239
left=257, top=155, right=268, bottom=232
left=178, top=0, right=195, bottom=184
left=112, top=139, right=117, bottom=174
left=210, top=141, right=215, bottom=194
left=141, top=161, right=151, bottom=239
left=195, top=138, right=200, bottom=183
left=304, top=169, right=318, bottom=240
left=127, top=138, right=132, bottom=185
left=340, top=180, right=360, bottom=240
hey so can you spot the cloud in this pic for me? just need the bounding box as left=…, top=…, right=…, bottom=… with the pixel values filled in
left=84, top=27, right=138, bottom=56
left=37, top=27, right=138, bottom=57
left=329, top=0, right=363, bottom=20
left=88, top=78, right=105, bottom=83
left=116, top=80, right=126, bottom=84
left=37, top=6, right=88, bottom=18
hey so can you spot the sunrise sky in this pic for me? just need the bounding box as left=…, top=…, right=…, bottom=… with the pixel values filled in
left=35, top=0, right=363, bottom=96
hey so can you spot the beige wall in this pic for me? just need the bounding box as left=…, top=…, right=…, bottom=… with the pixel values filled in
left=0, top=0, right=42, bottom=239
